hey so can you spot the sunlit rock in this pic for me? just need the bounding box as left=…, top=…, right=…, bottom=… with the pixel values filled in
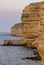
left=11, top=23, right=22, bottom=36
left=4, top=1, right=44, bottom=65
left=21, top=1, right=41, bottom=48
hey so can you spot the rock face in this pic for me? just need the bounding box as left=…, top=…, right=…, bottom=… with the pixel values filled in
left=11, top=23, right=22, bottom=36
left=21, top=2, right=41, bottom=48
left=4, top=1, right=44, bottom=65
left=21, top=1, right=44, bottom=65
left=37, top=2, right=44, bottom=65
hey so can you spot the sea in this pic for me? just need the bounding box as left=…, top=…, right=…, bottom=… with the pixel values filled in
left=0, top=32, right=41, bottom=65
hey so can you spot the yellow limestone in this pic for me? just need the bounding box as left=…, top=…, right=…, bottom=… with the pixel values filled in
left=21, top=1, right=44, bottom=65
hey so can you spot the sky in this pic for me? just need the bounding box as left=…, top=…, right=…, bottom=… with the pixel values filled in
left=0, top=0, right=43, bottom=32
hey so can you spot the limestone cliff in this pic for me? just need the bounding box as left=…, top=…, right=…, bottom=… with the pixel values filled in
left=4, top=2, right=44, bottom=65
left=11, top=23, right=22, bottom=36
left=21, top=1, right=41, bottom=48
left=21, top=1, right=44, bottom=65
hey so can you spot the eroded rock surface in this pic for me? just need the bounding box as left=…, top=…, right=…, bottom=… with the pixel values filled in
left=21, top=1, right=44, bottom=65
left=4, top=1, right=44, bottom=65
left=21, top=2, right=41, bottom=48
left=11, top=23, right=22, bottom=36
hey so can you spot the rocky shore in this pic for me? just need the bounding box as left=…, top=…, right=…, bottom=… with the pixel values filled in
left=3, top=1, right=44, bottom=65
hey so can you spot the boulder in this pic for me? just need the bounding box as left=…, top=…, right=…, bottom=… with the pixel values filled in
left=3, top=40, right=9, bottom=45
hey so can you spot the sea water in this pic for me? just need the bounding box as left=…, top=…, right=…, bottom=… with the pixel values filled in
left=0, top=32, right=40, bottom=65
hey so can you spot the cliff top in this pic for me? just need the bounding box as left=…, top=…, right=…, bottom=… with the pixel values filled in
left=11, top=23, right=22, bottom=29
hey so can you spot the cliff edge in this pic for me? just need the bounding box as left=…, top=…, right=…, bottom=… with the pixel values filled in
left=11, top=23, right=22, bottom=36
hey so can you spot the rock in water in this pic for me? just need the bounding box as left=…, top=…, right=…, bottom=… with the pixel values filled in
left=3, top=40, right=9, bottom=45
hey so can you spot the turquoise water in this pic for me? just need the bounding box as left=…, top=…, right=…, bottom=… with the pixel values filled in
left=0, top=32, right=40, bottom=65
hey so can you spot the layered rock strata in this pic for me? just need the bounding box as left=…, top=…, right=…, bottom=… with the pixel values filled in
left=21, top=2, right=41, bottom=48
left=4, top=1, right=44, bottom=65
left=11, top=23, right=22, bottom=36
left=21, top=1, right=44, bottom=65
left=37, top=2, right=44, bottom=65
